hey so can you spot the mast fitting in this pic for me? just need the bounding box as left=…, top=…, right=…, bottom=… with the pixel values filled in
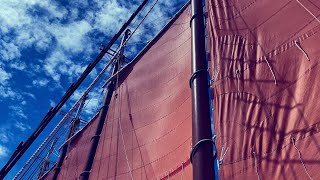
left=189, top=69, right=207, bottom=88
left=189, top=135, right=217, bottom=164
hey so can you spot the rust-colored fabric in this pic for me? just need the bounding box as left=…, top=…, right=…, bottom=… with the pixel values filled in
left=207, top=0, right=320, bottom=179
left=90, top=6, right=192, bottom=180
left=43, top=5, right=193, bottom=180
left=40, top=115, right=99, bottom=180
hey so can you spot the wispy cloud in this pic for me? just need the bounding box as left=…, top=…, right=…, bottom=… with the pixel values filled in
left=14, top=121, right=31, bottom=132
left=0, top=128, right=11, bottom=144
left=0, top=66, right=11, bottom=85
left=22, top=92, right=36, bottom=100
left=0, top=145, right=9, bottom=159
left=32, top=78, right=49, bottom=87
left=9, top=61, right=27, bottom=71
left=0, top=128, right=10, bottom=159
left=9, top=105, right=28, bottom=119
left=49, top=99, right=56, bottom=107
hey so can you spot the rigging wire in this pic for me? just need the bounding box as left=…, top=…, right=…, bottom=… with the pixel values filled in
left=14, top=46, right=117, bottom=179
left=17, top=0, right=185, bottom=178
left=14, top=118, right=71, bottom=180
left=294, top=41, right=310, bottom=61
left=295, top=0, right=320, bottom=24
left=263, top=56, right=277, bottom=86
left=218, top=146, right=229, bottom=165
left=115, top=57, right=134, bottom=180
left=21, top=2, right=163, bottom=176
left=291, top=138, right=314, bottom=180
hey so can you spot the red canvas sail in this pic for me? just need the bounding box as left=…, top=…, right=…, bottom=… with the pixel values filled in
left=207, top=0, right=320, bottom=179
left=42, top=4, right=193, bottom=180
left=12, top=0, right=320, bottom=179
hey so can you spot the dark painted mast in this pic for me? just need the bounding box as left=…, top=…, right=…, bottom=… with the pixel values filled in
left=79, top=29, right=131, bottom=180
left=0, top=1, right=149, bottom=178
left=190, top=0, right=216, bottom=179
left=52, top=95, right=87, bottom=179
left=37, top=138, right=58, bottom=179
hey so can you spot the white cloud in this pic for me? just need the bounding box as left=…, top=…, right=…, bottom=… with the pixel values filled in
left=94, top=0, right=133, bottom=35
left=9, top=61, right=27, bottom=71
left=44, top=49, right=87, bottom=83
left=0, top=67, right=11, bottom=85
left=32, top=78, right=49, bottom=87
left=9, top=105, right=28, bottom=119
left=22, top=92, right=36, bottom=100
left=0, top=129, right=11, bottom=144
left=0, top=40, right=21, bottom=61
left=14, top=121, right=31, bottom=131
left=0, top=0, right=188, bottom=124
left=49, top=20, right=92, bottom=53
left=0, top=145, right=9, bottom=159
left=0, top=86, right=17, bottom=100
left=49, top=99, right=56, bottom=107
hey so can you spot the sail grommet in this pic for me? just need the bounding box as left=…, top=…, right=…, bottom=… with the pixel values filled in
left=189, top=69, right=207, bottom=88
left=190, top=135, right=216, bottom=164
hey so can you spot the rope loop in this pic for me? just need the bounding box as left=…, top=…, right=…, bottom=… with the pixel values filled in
left=189, top=69, right=207, bottom=88
left=190, top=135, right=216, bottom=163
left=291, top=137, right=314, bottom=180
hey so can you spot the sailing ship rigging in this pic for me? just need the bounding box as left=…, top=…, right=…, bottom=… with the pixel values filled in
left=2, top=0, right=320, bottom=179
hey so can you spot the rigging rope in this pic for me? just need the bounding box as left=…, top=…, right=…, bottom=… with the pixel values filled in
left=291, top=138, right=314, bottom=180
left=263, top=56, right=277, bottom=86
left=294, top=41, right=310, bottom=61
left=102, top=0, right=161, bottom=89
left=115, top=58, right=134, bottom=180
left=253, top=152, right=261, bottom=180
left=14, top=47, right=117, bottom=179
left=219, top=146, right=229, bottom=165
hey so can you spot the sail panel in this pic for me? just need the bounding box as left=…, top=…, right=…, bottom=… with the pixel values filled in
left=90, top=6, right=192, bottom=179
left=42, top=4, right=193, bottom=180
left=208, top=0, right=320, bottom=179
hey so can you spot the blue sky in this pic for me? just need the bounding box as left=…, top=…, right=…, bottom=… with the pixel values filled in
left=0, top=0, right=186, bottom=178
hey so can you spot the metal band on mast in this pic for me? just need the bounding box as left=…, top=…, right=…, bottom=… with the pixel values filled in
left=190, top=0, right=216, bottom=179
